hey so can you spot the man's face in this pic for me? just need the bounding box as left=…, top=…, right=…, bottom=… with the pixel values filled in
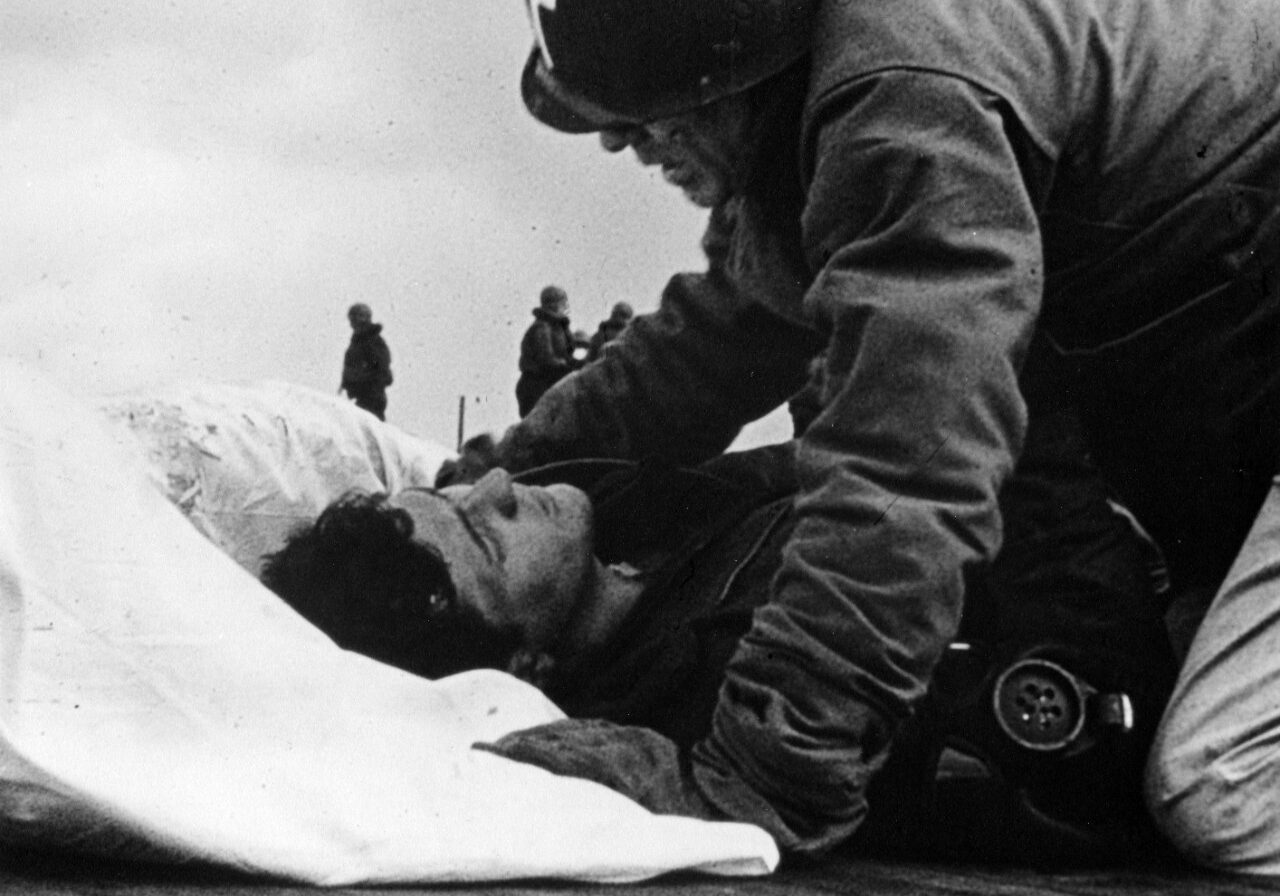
left=387, top=470, right=596, bottom=653
left=598, top=93, right=755, bottom=208
left=348, top=307, right=371, bottom=330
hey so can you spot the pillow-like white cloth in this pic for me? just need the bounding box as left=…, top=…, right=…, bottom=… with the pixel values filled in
left=0, top=362, right=778, bottom=884
left=97, top=380, right=454, bottom=576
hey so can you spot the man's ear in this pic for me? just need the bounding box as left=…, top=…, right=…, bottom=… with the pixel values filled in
left=505, top=648, right=556, bottom=690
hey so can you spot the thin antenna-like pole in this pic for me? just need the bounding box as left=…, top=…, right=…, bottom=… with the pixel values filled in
left=456, top=395, right=466, bottom=451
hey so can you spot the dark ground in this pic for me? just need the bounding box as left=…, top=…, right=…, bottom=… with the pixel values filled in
left=5, top=848, right=1280, bottom=896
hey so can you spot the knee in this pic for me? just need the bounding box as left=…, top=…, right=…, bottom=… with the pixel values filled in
left=1146, top=713, right=1280, bottom=873
left=1144, top=738, right=1228, bottom=866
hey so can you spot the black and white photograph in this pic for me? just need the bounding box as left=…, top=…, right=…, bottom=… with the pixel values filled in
left=3, top=1, right=1280, bottom=894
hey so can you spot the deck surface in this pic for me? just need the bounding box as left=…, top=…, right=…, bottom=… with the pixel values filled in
left=4, top=849, right=1280, bottom=896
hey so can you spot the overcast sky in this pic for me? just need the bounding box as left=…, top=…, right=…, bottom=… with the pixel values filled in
left=1, top=0, right=792, bottom=450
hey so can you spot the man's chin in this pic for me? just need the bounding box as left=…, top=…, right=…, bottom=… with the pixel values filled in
left=674, top=176, right=727, bottom=207
left=682, top=186, right=721, bottom=208
left=657, top=166, right=709, bottom=206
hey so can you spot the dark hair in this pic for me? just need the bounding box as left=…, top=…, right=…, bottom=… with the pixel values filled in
left=260, top=492, right=522, bottom=679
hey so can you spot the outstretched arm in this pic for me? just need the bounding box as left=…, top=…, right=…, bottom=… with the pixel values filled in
left=498, top=257, right=822, bottom=472
left=695, top=69, right=1042, bottom=852
left=486, top=70, right=1045, bottom=856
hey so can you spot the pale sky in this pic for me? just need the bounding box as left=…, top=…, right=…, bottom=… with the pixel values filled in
left=1, top=1, right=792, bottom=451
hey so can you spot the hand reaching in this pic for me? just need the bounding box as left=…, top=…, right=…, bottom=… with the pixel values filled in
left=474, top=719, right=720, bottom=821
left=435, top=433, right=501, bottom=487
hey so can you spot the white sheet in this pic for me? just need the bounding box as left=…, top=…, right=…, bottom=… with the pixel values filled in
left=0, top=361, right=777, bottom=885
left=97, top=380, right=455, bottom=576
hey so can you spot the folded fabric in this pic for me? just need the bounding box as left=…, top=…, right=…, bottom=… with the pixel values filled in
left=97, top=380, right=454, bottom=575
left=0, top=361, right=778, bottom=884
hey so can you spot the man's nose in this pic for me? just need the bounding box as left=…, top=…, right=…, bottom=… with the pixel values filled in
left=471, top=469, right=518, bottom=517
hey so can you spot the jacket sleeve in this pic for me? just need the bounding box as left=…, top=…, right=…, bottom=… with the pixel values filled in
left=521, top=322, right=567, bottom=375
left=498, top=252, right=822, bottom=471
left=373, top=336, right=393, bottom=387
left=341, top=335, right=393, bottom=388
left=694, top=71, right=1045, bottom=854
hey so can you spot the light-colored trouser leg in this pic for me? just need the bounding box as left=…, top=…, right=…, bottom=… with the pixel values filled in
left=1147, top=477, right=1280, bottom=872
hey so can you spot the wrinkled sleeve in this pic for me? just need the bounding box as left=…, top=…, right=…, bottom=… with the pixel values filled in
left=373, top=336, right=393, bottom=386
left=526, top=323, right=570, bottom=374
left=498, top=263, right=820, bottom=471
left=696, top=71, right=1044, bottom=854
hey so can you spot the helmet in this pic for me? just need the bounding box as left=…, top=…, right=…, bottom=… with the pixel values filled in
left=519, top=0, right=817, bottom=134
left=539, top=285, right=568, bottom=309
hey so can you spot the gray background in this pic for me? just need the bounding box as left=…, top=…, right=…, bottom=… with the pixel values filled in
left=1, top=0, right=792, bottom=450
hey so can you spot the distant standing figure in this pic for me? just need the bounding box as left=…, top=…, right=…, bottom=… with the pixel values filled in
left=516, top=286, right=577, bottom=417
left=339, top=302, right=394, bottom=421
left=585, top=302, right=634, bottom=363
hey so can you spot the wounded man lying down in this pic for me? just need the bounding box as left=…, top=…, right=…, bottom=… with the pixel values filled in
left=0, top=368, right=786, bottom=884
left=264, top=404, right=1179, bottom=865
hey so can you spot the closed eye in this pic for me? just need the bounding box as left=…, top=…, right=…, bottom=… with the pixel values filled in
left=410, top=487, right=505, bottom=564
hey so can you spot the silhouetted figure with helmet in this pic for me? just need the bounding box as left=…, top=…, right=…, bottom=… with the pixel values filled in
left=516, top=285, right=579, bottom=417
left=338, top=302, right=393, bottom=421
left=585, top=302, right=634, bottom=363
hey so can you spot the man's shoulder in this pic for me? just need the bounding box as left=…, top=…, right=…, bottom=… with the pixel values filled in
left=806, top=0, right=1089, bottom=143
left=514, top=452, right=795, bottom=564
left=514, top=450, right=795, bottom=503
